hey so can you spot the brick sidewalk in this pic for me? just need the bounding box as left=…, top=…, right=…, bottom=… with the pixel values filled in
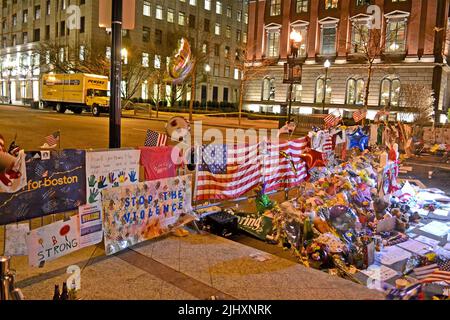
left=6, top=230, right=385, bottom=300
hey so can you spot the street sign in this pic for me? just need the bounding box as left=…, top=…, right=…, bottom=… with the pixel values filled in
left=99, top=0, right=135, bottom=30
left=283, top=62, right=302, bottom=84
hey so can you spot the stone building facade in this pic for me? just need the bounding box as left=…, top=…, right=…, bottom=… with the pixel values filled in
left=0, top=0, right=248, bottom=105
left=245, top=0, right=450, bottom=123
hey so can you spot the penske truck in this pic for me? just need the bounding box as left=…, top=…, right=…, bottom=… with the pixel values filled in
left=41, top=73, right=109, bottom=116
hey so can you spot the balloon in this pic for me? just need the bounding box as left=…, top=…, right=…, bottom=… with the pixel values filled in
left=327, top=205, right=360, bottom=234
left=299, top=148, right=326, bottom=170
left=347, top=127, right=369, bottom=151
left=166, top=38, right=194, bottom=84
left=165, top=116, right=190, bottom=142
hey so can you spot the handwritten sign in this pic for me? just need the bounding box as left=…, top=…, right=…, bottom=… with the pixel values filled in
left=26, top=216, right=80, bottom=267
left=85, top=149, right=140, bottom=204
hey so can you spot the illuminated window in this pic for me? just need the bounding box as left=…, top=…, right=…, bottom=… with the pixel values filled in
left=266, top=30, right=280, bottom=57
left=315, top=76, right=331, bottom=103
left=385, top=20, right=407, bottom=53
left=270, top=0, right=281, bottom=16
left=143, top=1, right=151, bottom=16
left=321, top=25, right=336, bottom=55
left=379, top=76, right=401, bottom=107
left=296, top=0, right=308, bottom=13
left=325, top=0, right=338, bottom=9
left=346, top=78, right=365, bottom=105
left=262, top=77, right=276, bottom=101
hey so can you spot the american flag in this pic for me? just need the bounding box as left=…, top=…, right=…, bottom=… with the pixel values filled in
left=353, top=109, right=367, bottom=122
left=195, top=137, right=308, bottom=200
left=324, top=114, right=336, bottom=127
left=414, top=259, right=450, bottom=284
left=44, top=131, right=60, bottom=147
left=144, top=129, right=168, bottom=147
left=322, top=131, right=333, bottom=152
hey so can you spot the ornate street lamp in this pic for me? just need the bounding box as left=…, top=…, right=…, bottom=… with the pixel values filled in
left=322, top=59, right=331, bottom=114
left=285, top=29, right=303, bottom=123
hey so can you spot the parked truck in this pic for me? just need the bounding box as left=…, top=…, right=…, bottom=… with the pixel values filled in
left=41, top=73, right=109, bottom=116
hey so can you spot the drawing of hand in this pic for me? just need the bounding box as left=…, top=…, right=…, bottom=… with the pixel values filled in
left=108, top=172, right=116, bottom=184
left=118, top=171, right=128, bottom=184
left=89, top=188, right=100, bottom=203
left=97, top=176, right=108, bottom=189
left=128, top=171, right=137, bottom=183
left=88, top=175, right=96, bottom=187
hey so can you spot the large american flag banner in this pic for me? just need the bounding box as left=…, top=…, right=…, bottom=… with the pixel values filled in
left=195, top=137, right=308, bottom=201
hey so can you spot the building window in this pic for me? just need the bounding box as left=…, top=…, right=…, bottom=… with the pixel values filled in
left=142, top=52, right=149, bottom=67
left=12, top=34, right=17, bottom=46
left=204, top=19, right=210, bottom=32
left=385, top=19, right=407, bottom=53
left=22, top=32, right=28, bottom=44
left=234, top=68, right=240, bottom=80
left=179, top=12, right=186, bottom=26
left=244, top=13, right=248, bottom=24
left=351, top=20, right=369, bottom=53
left=291, top=26, right=308, bottom=56
left=143, top=1, right=151, bottom=16
left=296, top=0, right=308, bottom=13
left=225, top=25, right=231, bottom=38
left=266, top=30, right=280, bottom=57
left=79, top=45, right=85, bottom=61
left=270, top=0, right=282, bottom=16
left=224, top=46, right=230, bottom=58
left=142, top=81, right=148, bottom=100
left=237, top=10, right=242, bottom=22
left=214, top=44, right=220, bottom=56
left=189, top=15, right=196, bottom=28
left=320, top=25, right=336, bottom=55
left=212, top=86, right=219, bottom=101
left=356, top=0, right=370, bottom=5
left=154, top=55, right=161, bottom=69
left=155, top=5, right=163, bottom=20
left=23, top=10, right=28, bottom=23
left=262, top=77, right=276, bottom=101
left=190, top=0, right=196, bottom=6
left=216, top=1, right=222, bottom=14
left=293, top=84, right=302, bottom=102
left=59, top=47, right=65, bottom=62
left=226, top=6, right=232, bottom=18
left=35, top=5, right=41, bottom=19
left=202, top=42, right=208, bottom=53
left=143, top=26, right=150, bottom=42
left=243, top=32, right=248, bottom=43
left=346, top=78, right=365, bottom=105
left=60, top=21, right=65, bottom=36
left=213, top=63, right=220, bottom=77
left=46, top=0, right=51, bottom=15
left=223, top=87, right=229, bottom=102
left=155, top=29, right=162, bottom=44
left=315, top=76, right=331, bottom=103
left=236, top=29, right=241, bottom=42
left=325, top=0, right=338, bottom=9
left=167, top=8, right=174, bottom=23
left=80, top=16, right=85, bottom=33
left=224, top=66, right=230, bottom=78
left=215, top=23, right=221, bottom=35
left=12, top=14, right=17, bottom=26
left=205, top=0, right=211, bottom=10
left=45, top=25, right=50, bottom=40
left=380, top=76, right=401, bottom=107
left=33, top=28, right=40, bottom=42
left=61, top=0, right=66, bottom=10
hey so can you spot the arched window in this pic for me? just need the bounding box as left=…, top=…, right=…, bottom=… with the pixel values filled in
left=379, top=76, right=401, bottom=107
left=262, top=77, right=275, bottom=101
left=315, top=76, right=331, bottom=103
left=346, top=77, right=365, bottom=105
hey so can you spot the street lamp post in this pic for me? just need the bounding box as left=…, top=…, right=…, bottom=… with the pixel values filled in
left=322, top=59, right=331, bottom=114
left=286, top=30, right=302, bottom=123
left=204, top=64, right=210, bottom=110
left=5, top=63, right=14, bottom=105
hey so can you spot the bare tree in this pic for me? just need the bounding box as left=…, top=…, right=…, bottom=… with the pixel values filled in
left=235, top=44, right=275, bottom=125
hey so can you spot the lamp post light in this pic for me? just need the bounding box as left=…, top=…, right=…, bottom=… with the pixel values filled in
left=204, top=64, right=210, bottom=110
left=322, top=59, right=331, bottom=114
left=286, top=29, right=302, bottom=123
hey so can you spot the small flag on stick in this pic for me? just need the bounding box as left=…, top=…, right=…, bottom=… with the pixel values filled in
left=41, top=131, right=60, bottom=149
left=144, top=129, right=168, bottom=147
left=353, top=109, right=367, bottom=122
left=323, top=114, right=336, bottom=127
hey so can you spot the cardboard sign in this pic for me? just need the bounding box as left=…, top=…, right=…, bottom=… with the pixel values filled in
left=85, top=149, right=140, bottom=204
left=4, top=223, right=29, bottom=256
left=78, top=203, right=103, bottom=248
left=101, top=175, right=194, bottom=255
left=26, top=216, right=80, bottom=267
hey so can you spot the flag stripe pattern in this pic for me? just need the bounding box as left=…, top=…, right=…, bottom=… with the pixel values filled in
left=323, top=114, right=336, bottom=127
left=414, top=259, right=450, bottom=284
left=322, top=131, right=333, bottom=152
left=44, top=131, right=60, bottom=146
left=353, top=109, right=367, bottom=122
left=195, top=137, right=308, bottom=201
left=144, top=129, right=168, bottom=147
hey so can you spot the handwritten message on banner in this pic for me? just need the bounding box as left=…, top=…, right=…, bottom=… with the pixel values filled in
left=85, top=149, right=140, bottom=204
left=26, top=216, right=80, bottom=267
left=101, top=174, right=194, bottom=255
